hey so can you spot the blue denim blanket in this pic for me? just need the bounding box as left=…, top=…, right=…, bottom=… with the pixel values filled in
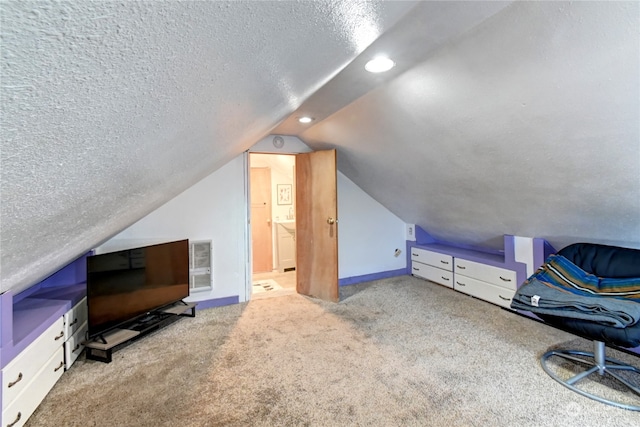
left=511, top=255, right=640, bottom=328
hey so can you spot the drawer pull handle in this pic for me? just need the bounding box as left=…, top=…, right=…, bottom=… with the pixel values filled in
left=499, top=276, right=512, bottom=282
left=412, top=253, right=418, bottom=257
left=412, top=267, right=419, bottom=271
left=457, top=265, right=466, bottom=269
left=456, top=282, right=466, bottom=287
left=69, top=318, right=78, bottom=327
left=499, top=295, right=511, bottom=301
left=73, top=343, right=81, bottom=351
left=7, top=412, right=21, bottom=427
left=55, top=331, right=64, bottom=340
left=440, top=260, right=449, bottom=265
left=8, top=372, right=23, bottom=388
left=54, top=361, right=64, bottom=372
left=441, top=276, right=450, bottom=281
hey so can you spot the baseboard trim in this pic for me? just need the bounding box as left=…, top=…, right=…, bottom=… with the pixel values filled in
left=339, top=269, right=407, bottom=287
left=189, top=295, right=239, bottom=310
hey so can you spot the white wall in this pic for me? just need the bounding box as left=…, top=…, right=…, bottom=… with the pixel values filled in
left=337, top=172, right=407, bottom=278
left=96, top=155, right=249, bottom=303
left=98, top=136, right=407, bottom=304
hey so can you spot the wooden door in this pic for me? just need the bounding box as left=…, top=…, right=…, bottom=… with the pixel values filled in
left=250, top=167, right=273, bottom=273
left=295, top=150, right=339, bottom=302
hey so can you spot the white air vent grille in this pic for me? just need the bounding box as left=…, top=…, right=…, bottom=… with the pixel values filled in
left=190, top=240, right=212, bottom=292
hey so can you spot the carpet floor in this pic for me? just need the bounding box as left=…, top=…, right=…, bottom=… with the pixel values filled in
left=25, top=275, right=640, bottom=426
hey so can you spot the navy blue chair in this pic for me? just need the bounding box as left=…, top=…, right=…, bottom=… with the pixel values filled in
left=538, top=243, right=640, bottom=411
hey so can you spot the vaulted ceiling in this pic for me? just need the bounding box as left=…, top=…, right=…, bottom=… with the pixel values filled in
left=2, top=1, right=639, bottom=295
left=293, top=1, right=640, bottom=250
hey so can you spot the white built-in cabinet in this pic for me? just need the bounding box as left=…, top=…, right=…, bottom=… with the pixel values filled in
left=276, top=222, right=296, bottom=273
left=411, top=246, right=518, bottom=309
left=410, top=248, right=453, bottom=288
left=453, top=259, right=516, bottom=308
left=63, top=298, right=88, bottom=369
left=1, top=298, right=87, bottom=427
left=2, top=319, right=65, bottom=427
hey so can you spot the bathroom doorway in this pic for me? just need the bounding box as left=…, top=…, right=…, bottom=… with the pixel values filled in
left=249, top=153, right=297, bottom=299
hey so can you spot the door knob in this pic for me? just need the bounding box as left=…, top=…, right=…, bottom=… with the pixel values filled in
left=327, top=217, right=338, bottom=225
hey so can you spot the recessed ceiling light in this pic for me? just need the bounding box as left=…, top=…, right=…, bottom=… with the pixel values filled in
left=365, top=56, right=395, bottom=73
left=298, top=116, right=314, bottom=124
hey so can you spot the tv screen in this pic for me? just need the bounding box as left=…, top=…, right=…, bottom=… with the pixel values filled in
left=86, top=239, right=190, bottom=339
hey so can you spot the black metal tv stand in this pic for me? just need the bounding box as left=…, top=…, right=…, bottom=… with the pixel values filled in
left=84, top=301, right=196, bottom=363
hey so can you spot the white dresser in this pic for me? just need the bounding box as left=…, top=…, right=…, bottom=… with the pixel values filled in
left=63, top=298, right=88, bottom=369
left=2, top=319, right=65, bottom=427
left=1, top=283, right=88, bottom=427
left=409, top=238, right=528, bottom=309
left=454, top=258, right=517, bottom=308
left=410, top=247, right=453, bottom=288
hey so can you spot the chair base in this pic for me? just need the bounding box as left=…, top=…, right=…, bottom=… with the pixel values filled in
left=541, top=341, right=640, bottom=411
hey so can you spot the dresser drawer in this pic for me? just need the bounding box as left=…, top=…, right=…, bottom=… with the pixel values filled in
left=410, top=248, right=453, bottom=271
left=2, top=318, right=64, bottom=410
left=454, top=275, right=516, bottom=308
left=2, top=347, right=65, bottom=427
left=64, top=297, right=87, bottom=340
left=454, top=259, right=516, bottom=289
left=412, top=261, right=454, bottom=288
left=65, top=321, right=88, bottom=369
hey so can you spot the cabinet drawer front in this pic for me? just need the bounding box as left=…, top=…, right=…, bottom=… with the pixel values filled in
left=454, top=259, right=516, bottom=289
left=412, top=262, right=453, bottom=288
left=2, top=318, right=64, bottom=410
left=64, top=297, right=87, bottom=340
left=65, top=321, right=88, bottom=369
left=410, top=248, right=453, bottom=271
left=2, top=347, right=64, bottom=427
left=2, top=346, right=64, bottom=427
left=454, top=275, right=516, bottom=308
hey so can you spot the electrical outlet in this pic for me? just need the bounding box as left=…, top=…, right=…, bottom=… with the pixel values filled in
left=406, top=224, right=416, bottom=241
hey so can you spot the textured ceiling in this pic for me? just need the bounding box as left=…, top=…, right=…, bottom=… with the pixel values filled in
left=299, top=1, right=640, bottom=250
left=1, top=1, right=639, bottom=296
left=0, top=0, right=416, bottom=294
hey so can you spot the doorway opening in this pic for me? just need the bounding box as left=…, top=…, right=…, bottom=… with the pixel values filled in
left=249, top=153, right=297, bottom=299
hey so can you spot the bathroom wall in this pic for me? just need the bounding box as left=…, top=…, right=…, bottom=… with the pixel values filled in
left=250, top=153, right=296, bottom=270
left=250, top=154, right=296, bottom=222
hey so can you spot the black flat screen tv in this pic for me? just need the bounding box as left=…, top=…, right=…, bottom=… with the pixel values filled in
left=86, top=239, right=190, bottom=339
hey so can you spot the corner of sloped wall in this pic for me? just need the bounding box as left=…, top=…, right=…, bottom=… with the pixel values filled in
left=337, top=173, right=407, bottom=279
left=95, top=154, right=248, bottom=303
left=414, top=225, right=437, bottom=245
left=249, top=135, right=313, bottom=155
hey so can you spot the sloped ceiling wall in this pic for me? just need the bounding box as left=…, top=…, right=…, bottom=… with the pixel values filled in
left=298, top=1, right=640, bottom=250
left=2, top=1, right=638, bottom=296
left=0, top=0, right=417, bottom=294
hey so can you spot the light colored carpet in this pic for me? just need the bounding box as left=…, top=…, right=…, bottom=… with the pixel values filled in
left=26, top=275, right=640, bottom=426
